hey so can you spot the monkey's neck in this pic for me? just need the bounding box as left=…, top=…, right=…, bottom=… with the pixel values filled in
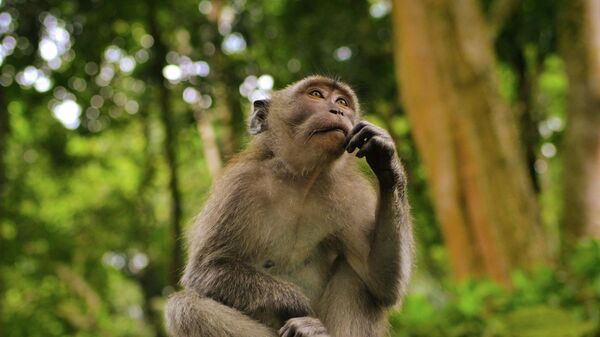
left=270, top=156, right=326, bottom=178
left=268, top=151, right=338, bottom=186
left=250, top=140, right=342, bottom=189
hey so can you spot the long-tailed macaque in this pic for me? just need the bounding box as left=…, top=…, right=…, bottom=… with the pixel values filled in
left=165, top=76, right=413, bottom=337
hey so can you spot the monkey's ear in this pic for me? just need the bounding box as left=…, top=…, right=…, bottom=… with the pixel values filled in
left=249, top=99, right=270, bottom=135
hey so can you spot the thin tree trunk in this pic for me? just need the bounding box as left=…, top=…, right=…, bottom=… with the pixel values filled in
left=138, top=265, right=167, bottom=337
left=392, top=0, right=549, bottom=284
left=514, top=50, right=542, bottom=194
left=149, top=0, right=183, bottom=289
left=55, top=264, right=102, bottom=331
left=194, top=107, right=223, bottom=178
left=206, top=0, right=245, bottom=160
left=560, top=0, right=600, bottom=246
left=213, top=81, right=237, bottom=159
left=136, top=102, right=167, bottom=337
left=221, top=72, right=248, bottom=154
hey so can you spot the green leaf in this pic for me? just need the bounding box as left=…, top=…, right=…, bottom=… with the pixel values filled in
left=501, top=305, right=596, bottom=337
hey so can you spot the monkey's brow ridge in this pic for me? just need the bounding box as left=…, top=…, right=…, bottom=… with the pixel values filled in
left=296, top=77, right=355, bottom=100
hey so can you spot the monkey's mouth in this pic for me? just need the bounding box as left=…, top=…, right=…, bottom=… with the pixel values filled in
left=312, top=127, right=348, bottom=137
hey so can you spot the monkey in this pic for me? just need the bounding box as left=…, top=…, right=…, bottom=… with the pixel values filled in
left=165, top=75, right=413, bottom=337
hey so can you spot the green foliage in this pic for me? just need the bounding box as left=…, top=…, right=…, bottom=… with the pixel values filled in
left=0, top=0, right=591, bottom=336
left=1, top=1, right=421, bottom=335
left=390, top=240, right=600, bottom=337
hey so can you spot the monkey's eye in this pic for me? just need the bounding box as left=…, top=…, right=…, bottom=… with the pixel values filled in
left=336, top=98, right=348, bottom=106
left=309, top=90, right=324, bottom=98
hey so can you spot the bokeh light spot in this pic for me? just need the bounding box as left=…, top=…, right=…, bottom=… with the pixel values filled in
left=257, top=75, right=274, bottom=90
left=334, top=46, right=352, bottom=61
left=52, top=99, right=82, bottom=130
left=163, top=64, right=182, bottom=81
left=222, top=33, right=247, bottom=55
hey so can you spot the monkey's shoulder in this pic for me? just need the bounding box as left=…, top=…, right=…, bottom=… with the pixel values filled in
left=189, top=161, right=268, bottom=233
left=205, top=160, right=271, bottom=200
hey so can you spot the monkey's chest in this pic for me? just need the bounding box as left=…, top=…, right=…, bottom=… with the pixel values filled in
left=254, top=199, right=338, bottom=257
left=249, top=199, right=341, bottom=300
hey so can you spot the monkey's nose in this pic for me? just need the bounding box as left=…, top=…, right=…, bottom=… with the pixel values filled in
left=329, top=109, right=344, bottom=116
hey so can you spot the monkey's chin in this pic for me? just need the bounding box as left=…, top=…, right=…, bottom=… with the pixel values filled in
left=313, top=131, right=347, bottom=156
left=315, top=128, right=347, bottom=139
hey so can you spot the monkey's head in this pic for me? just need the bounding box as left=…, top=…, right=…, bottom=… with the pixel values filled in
left=249, top=76, right=360, bottom=172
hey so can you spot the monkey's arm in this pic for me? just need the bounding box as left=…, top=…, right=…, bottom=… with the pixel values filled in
left=344, top=121, right=414, bottom=307
left=183, top=255, right=314, bottom=322
left=367, top=160, right=413, bottom=306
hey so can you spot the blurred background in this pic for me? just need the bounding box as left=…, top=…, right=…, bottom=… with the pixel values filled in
left=1, top=0, right=600, bottom=336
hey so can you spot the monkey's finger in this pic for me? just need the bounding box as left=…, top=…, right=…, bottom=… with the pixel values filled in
left=356, top=137, right=378, bottom=158
left=278, top=325, right=292, bottom=337
left=279, top=319, right=300, bottom=337
left=349, top=120, right=369, bottom=137
left=346, top=125, right=377, bottom=153
left=278, top=322, right=290, bottom=337
left=289, top=324, right=300, bottom=337
left=345, top=121, right=369, bottom=147
left=293, top=329, right=304, bottom=337
left=350, top=121, right=388, bottom=139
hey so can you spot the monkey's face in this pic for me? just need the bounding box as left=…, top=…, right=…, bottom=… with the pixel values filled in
left=249, top=76, right=360, bottom=167
left=285, top=80, right=357, bottom=156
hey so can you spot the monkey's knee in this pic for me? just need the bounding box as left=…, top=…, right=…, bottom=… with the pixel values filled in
left=165, top=289, right=277, bottom=337
left=165, top=290, right=202, bottom=337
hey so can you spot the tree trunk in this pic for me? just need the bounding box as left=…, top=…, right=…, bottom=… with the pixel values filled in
left=213, top=80, right=238, bottom=159
left=392, top=0, right=549, bottom=284
left=149, top=0, right=183, bottom=289
left=206, top=0, right=245, bottom=160
left=514, top=49, right=542, bottom=194
left=560, top=0, right=600, bottom=246
left=194, top=107, right=223, bottom=178
left=136, top=102, right=167, bottom=337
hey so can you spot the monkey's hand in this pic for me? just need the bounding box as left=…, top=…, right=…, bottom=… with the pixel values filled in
left=346, top=121, right=402, bottom=186
left=278, top=317, right=330, bottom=337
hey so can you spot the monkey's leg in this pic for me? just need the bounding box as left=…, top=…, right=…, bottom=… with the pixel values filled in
left=165, top=289, right=278, bottom=337
left=317, top=261, right=388, bottom=337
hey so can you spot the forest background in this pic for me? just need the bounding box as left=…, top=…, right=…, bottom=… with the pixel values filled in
left=1, top=0, right=600, bottom=336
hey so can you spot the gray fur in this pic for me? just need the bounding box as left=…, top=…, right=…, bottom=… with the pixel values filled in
left=165, top=76, right=414, bottom=337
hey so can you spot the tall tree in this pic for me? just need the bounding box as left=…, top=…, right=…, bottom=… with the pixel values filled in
left=391, top=0, right=549, bottom=284
left=148, top=0, right=184, bottom=288
left=560, top=0, right=600, bottom=247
